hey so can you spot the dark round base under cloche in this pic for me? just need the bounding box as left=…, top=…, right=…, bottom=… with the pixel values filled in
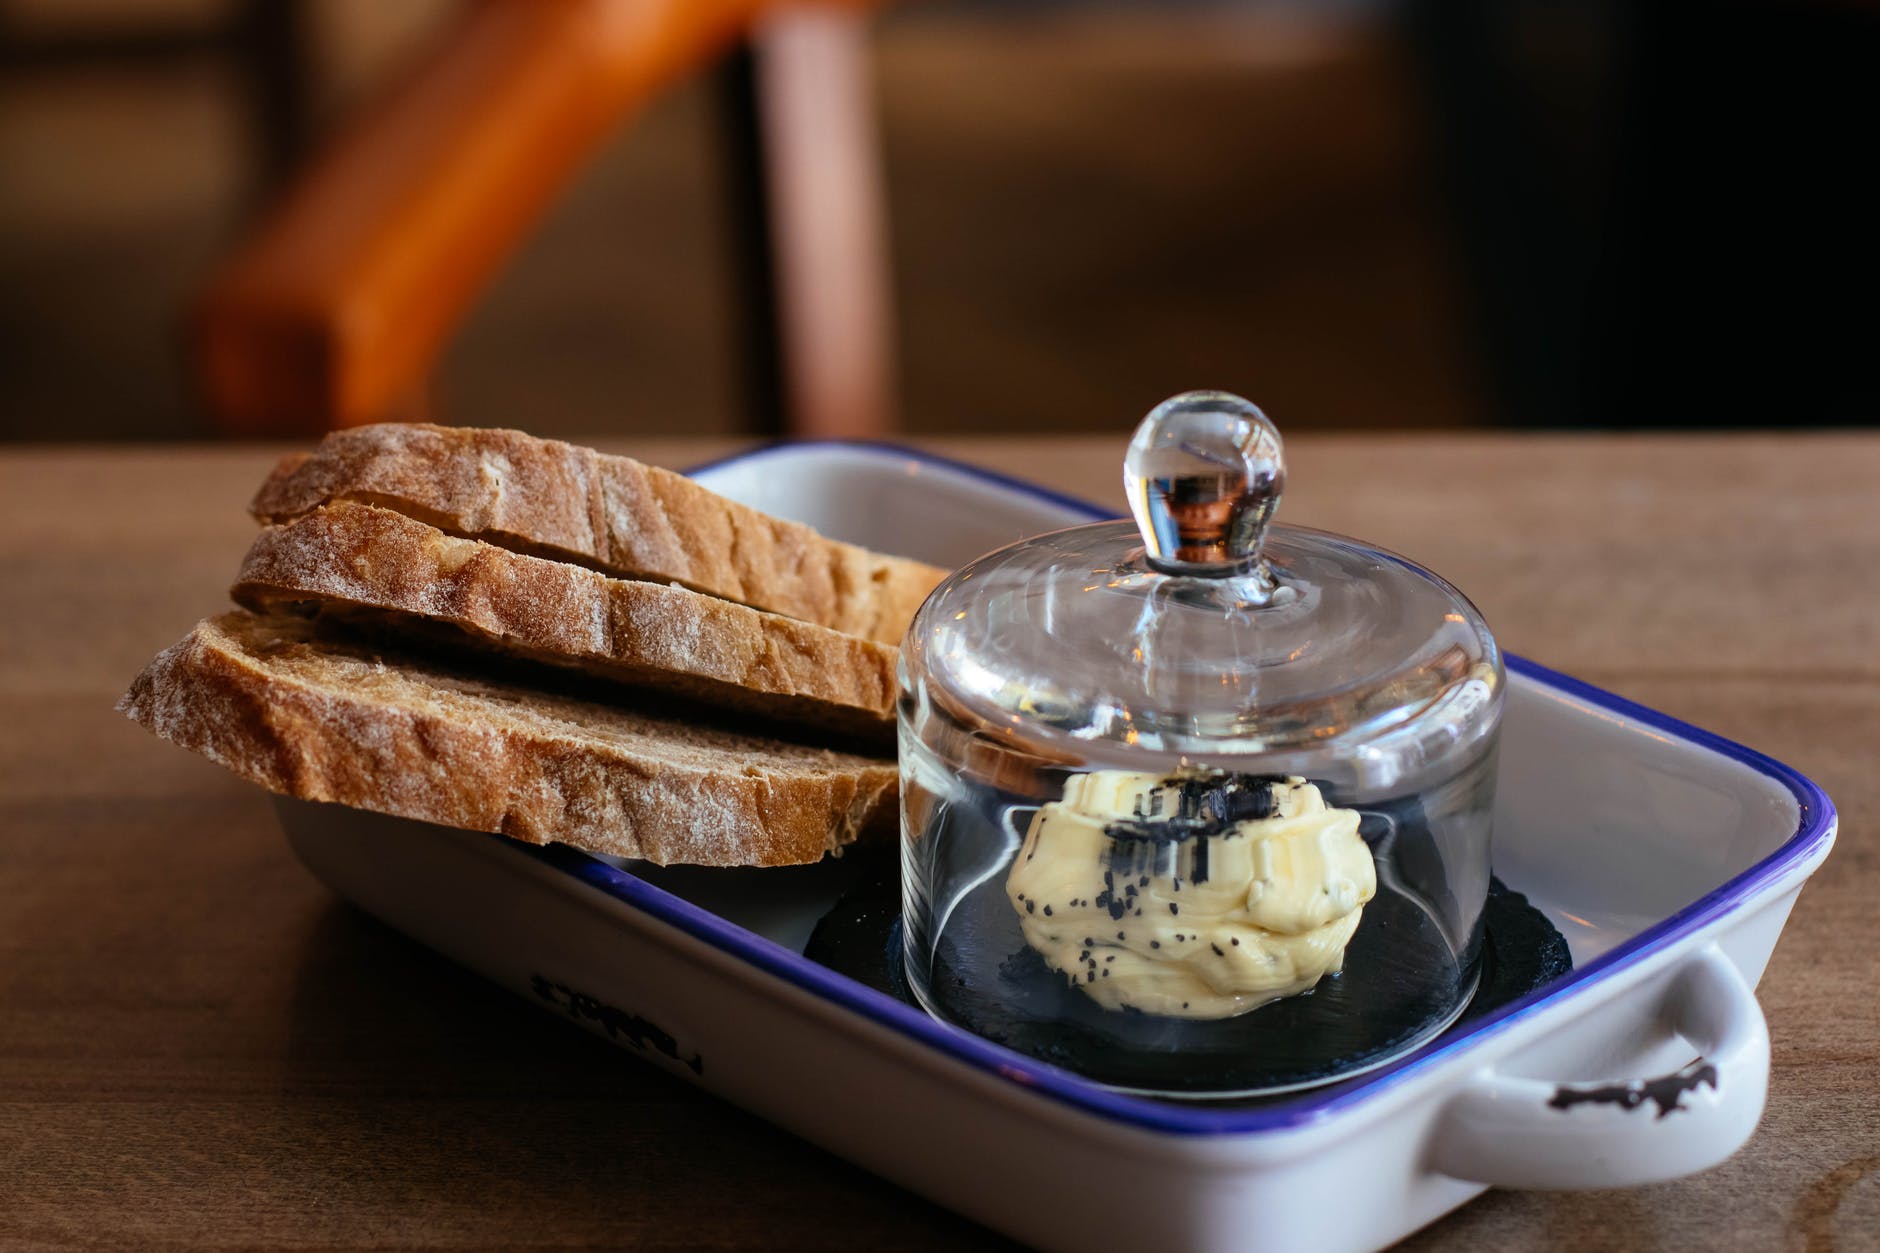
left=805, top=851, right=1571, bottom=1100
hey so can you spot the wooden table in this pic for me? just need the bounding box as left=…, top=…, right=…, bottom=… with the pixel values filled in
left=4, top=434, right=1875, bottom=1249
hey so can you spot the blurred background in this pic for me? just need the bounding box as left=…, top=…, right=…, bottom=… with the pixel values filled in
left=2, top=0, right=1873, bottom=444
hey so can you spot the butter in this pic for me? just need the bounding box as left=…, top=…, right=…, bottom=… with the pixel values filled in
left=1005, top=771, right=1376, bottom=1019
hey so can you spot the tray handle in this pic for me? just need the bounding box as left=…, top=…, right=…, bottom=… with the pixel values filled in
left=1430, top=945, right=1768, bottom=1189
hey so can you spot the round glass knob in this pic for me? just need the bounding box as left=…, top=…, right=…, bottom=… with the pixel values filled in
left=1123, top=390, right=1285, bottom=578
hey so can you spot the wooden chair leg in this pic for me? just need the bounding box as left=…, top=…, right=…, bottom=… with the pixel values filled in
left=715, top=41, right=788, bottom=439
left=753, top=6, right=896, bottom=439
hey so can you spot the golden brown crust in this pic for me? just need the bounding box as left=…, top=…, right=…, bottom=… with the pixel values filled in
left=118, top=612, right=898, bottom=866
left=231, top=501, right=898, bottom=746
left=247, top=425, right=946, bottom=644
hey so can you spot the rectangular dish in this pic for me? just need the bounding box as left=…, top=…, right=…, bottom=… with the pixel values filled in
left=274, top=442, right=1836, bottom=1253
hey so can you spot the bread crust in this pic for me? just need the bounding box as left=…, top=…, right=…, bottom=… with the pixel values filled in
left=248, top=425, right=945, bottom=644
left=232, top=501, right=898, bottom=746
left=118, top=612, right=898, bottom=866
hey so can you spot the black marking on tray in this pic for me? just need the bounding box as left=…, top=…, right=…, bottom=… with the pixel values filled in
left=1547, top=1060, right=1719, bottom=1120
left=531, top=974, right=703, bottom=1075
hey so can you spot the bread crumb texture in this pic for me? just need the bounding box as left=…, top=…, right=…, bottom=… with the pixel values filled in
left=119, top=612, right=897, bottom=867
left=248, top=424, right=945, bottom=643
left=231, top=501, right=898, bottom=739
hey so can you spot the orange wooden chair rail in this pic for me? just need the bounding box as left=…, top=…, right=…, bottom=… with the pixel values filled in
left=196, top=0, right=867, bottom=436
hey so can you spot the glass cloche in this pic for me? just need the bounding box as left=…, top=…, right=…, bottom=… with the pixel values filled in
left=897, top=392, right=1503, bottom=1096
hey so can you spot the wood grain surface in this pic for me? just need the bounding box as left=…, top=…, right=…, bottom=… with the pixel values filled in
left=3, top=434, right=1875, bottom=1250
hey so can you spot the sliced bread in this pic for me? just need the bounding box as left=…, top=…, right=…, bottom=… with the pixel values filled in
left=231, top=500, right=899, bottom=746
left=249, top=424, right=946, bottom=644
left=118, top=611, right=898, bottom=866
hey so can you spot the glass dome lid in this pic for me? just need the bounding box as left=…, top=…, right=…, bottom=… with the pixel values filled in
left=907, top=391, right=1502, bottom=787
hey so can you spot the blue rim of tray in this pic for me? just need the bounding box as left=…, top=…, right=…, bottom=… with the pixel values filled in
left=518, top=440, right=1838, bottom=1138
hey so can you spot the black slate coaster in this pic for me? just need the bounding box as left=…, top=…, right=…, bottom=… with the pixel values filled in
left=805, top=851, right=1572, bottom=1100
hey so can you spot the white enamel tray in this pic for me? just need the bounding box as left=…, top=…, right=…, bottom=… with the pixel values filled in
left=274, top=443, right=1837, bottom=1253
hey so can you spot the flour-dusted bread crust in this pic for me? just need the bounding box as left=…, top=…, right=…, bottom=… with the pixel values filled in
left=231, top=501, right=898, bottom=746
left=248, top=425, right=946, bottom=645
left=118, top=612, right=897, bottom=866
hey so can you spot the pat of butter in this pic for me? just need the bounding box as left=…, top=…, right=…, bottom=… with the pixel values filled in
left=1005, top=771, right=1376, bottom=1019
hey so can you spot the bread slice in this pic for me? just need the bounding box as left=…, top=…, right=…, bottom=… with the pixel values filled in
left=118, top=611, right=898, bottom=866
left=230, top=500, right=898, bottom=747
left=250, top=424, right=945, bottom=645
